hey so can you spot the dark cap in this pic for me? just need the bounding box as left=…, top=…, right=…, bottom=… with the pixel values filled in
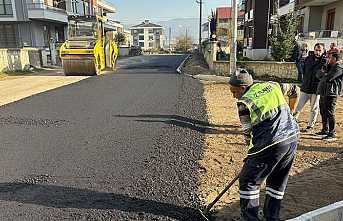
left=229, top=69, right=253, bottom=87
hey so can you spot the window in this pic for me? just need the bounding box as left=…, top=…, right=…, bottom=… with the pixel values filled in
left=139, top=35, right=144, bottom=40
left=0, top=0, right=13, bottom=15
left=149, top=42, right=153, bottom=47
left=148, top=35, right=153, bottom=41
left=0, top=24, right=17, bottom=48
left=148, top=29, right=153, bottom=34
left=326, top=9, right=335, bottom=30
left=139, top=42, right=144, bottom=47
left=138, top=29, right=144, bottom=34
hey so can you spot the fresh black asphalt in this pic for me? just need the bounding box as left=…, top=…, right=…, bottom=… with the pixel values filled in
left=0, top=55, right=210, bottom=220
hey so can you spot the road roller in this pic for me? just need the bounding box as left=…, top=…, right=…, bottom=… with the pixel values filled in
left=60, top=15, right=118, bottom=76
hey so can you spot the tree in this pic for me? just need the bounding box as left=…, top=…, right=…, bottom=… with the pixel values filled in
left=115, top=32, right=126, bottom=46
left=175, top=35, right=193, bottom=52
left=270, top=12, right=298, bottom=62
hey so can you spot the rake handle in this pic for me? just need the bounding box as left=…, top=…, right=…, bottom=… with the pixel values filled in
left=203, top=174, right=240, bottom=214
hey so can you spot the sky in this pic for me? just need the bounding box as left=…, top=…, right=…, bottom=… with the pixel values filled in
left=109, top=0, right=232, bottom=25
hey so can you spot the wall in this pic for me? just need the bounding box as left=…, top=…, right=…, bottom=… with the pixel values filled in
left=243, top=48, right=271, bottom=60
left=0, top=48, right=42, bottom=72
left=202, top=41, right=218, bottom=70
left=212, top=60, right=297, bottom=79
left=118, top=46, right=130, bottom=57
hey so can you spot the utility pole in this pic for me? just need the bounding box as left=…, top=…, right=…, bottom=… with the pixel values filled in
left=169, top=27, right=171, bottom=52
left=196, top=0, right=203, bottom=52
left=229, top=0, right=238, bottom=76
left=185, top=28, right=188, bottom=51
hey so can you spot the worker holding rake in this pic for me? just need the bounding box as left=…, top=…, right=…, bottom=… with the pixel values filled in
left=229, top=69, right=299, bottom=221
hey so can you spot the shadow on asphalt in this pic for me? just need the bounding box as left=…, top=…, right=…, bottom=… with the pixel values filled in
left=114, top=115, right=239, bottom=129
left=136, top=119, right=241, bottom=135
left=0, top=182, right=207, bottom=221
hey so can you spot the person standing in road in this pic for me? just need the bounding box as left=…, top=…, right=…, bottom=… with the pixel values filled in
left=229, top=69, right=299, bottom=221
left=293, top=43, right=327, bottom=132
left=316, top=52, right=343, bottom=141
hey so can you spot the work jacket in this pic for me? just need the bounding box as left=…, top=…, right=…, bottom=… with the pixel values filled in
left=238, top=82, right=299, bottom=156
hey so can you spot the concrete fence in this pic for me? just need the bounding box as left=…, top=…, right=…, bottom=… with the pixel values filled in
left=202, top=41, right=298, bottom=80
left=213, top=60, right=297, bottom=80
left=0, top=48, right=42, bottom=72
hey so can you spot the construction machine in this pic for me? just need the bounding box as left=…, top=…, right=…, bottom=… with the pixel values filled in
left=60, top=15, right=118, bottom=76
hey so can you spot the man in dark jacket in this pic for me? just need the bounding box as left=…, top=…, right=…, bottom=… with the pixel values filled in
left=294, top=43, right=327, bottom=132
left=316, top=52, right=343, bottom=141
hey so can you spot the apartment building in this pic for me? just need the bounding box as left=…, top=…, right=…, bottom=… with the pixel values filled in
left=297, top=0, right=343, bottom=50
left=130, top=20, right=165, bottom=50
left=242, top=0, right=272, bottom=59
left=0, top=0, right=116, bottom=49
left=242, top=0, right=297, bottom=59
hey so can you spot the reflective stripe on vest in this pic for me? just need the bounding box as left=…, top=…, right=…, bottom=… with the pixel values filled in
left=238, top=82, right=288, bottom=151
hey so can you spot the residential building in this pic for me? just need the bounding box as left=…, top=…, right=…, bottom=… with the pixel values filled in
left=296, top=0, right=343, bottom=50
left=0, top=0, right=116, bottom=49
left=215, top=7, right=245, bottom=53
left=123, top=29, right=132, bottom=47
left=130, top=20, right=165, bottom=50
left=243, top=0, right=275, bottom=60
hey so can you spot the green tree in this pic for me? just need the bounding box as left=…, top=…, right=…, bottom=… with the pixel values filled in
left=115, top=32, right=126, bottom=45
left=270, top=12, right=298, bottom=62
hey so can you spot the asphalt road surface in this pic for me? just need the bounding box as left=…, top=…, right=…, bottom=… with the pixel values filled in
left=0, top=55, right=209, bottom=221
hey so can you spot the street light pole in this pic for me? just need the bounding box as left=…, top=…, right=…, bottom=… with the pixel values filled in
left=229, top=0, right=238, bottom=76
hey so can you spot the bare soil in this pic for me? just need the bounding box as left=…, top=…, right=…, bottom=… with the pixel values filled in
left=0, top=69, right=88, bottom=106
left=198, top=77, right=343, bottom=220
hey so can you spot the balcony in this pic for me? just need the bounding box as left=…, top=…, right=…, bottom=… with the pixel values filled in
left=298, top=0, right=340, bottom=7
left=97, top=0, right=116, bottom=13
left=300, top=29, right=342, bottom=39
left=298, top=29, right=343, bottom=52
left=278, top=1, right=295, bottom=16
left=27, top=2, right=68, bottom=23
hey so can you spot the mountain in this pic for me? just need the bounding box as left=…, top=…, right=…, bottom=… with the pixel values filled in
left=158, top=18, right=206, bottom=44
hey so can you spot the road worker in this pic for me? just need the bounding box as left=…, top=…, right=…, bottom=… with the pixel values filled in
left=229, top=69, right=299, bottom=221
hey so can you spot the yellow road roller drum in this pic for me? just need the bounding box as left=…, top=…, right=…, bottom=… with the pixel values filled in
left=60, top=15, right=118, bottom=76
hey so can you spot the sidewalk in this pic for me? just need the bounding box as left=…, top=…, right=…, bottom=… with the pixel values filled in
left=0, top=68, right=89, bottom=106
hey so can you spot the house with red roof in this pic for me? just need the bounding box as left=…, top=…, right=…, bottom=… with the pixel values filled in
left=214, top=7, right=245, bottom=53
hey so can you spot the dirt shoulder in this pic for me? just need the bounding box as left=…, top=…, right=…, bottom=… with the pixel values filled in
left=0, top=68, right=89, bottom=106
left=186, top=56, right=343, bottom=220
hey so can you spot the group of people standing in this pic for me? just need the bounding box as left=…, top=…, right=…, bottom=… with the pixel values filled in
left=294, top=42, right=342, bottom=141
left=226, top=42, right=342, bottom=221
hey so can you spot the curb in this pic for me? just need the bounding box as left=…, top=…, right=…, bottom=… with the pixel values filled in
left=286, top=200, right=343, bottom=221
left=176, top=54, right=192, bottom=76
left=192, top=74, right=229, bottom=83
left=176, top=55, right=229, bottom=84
